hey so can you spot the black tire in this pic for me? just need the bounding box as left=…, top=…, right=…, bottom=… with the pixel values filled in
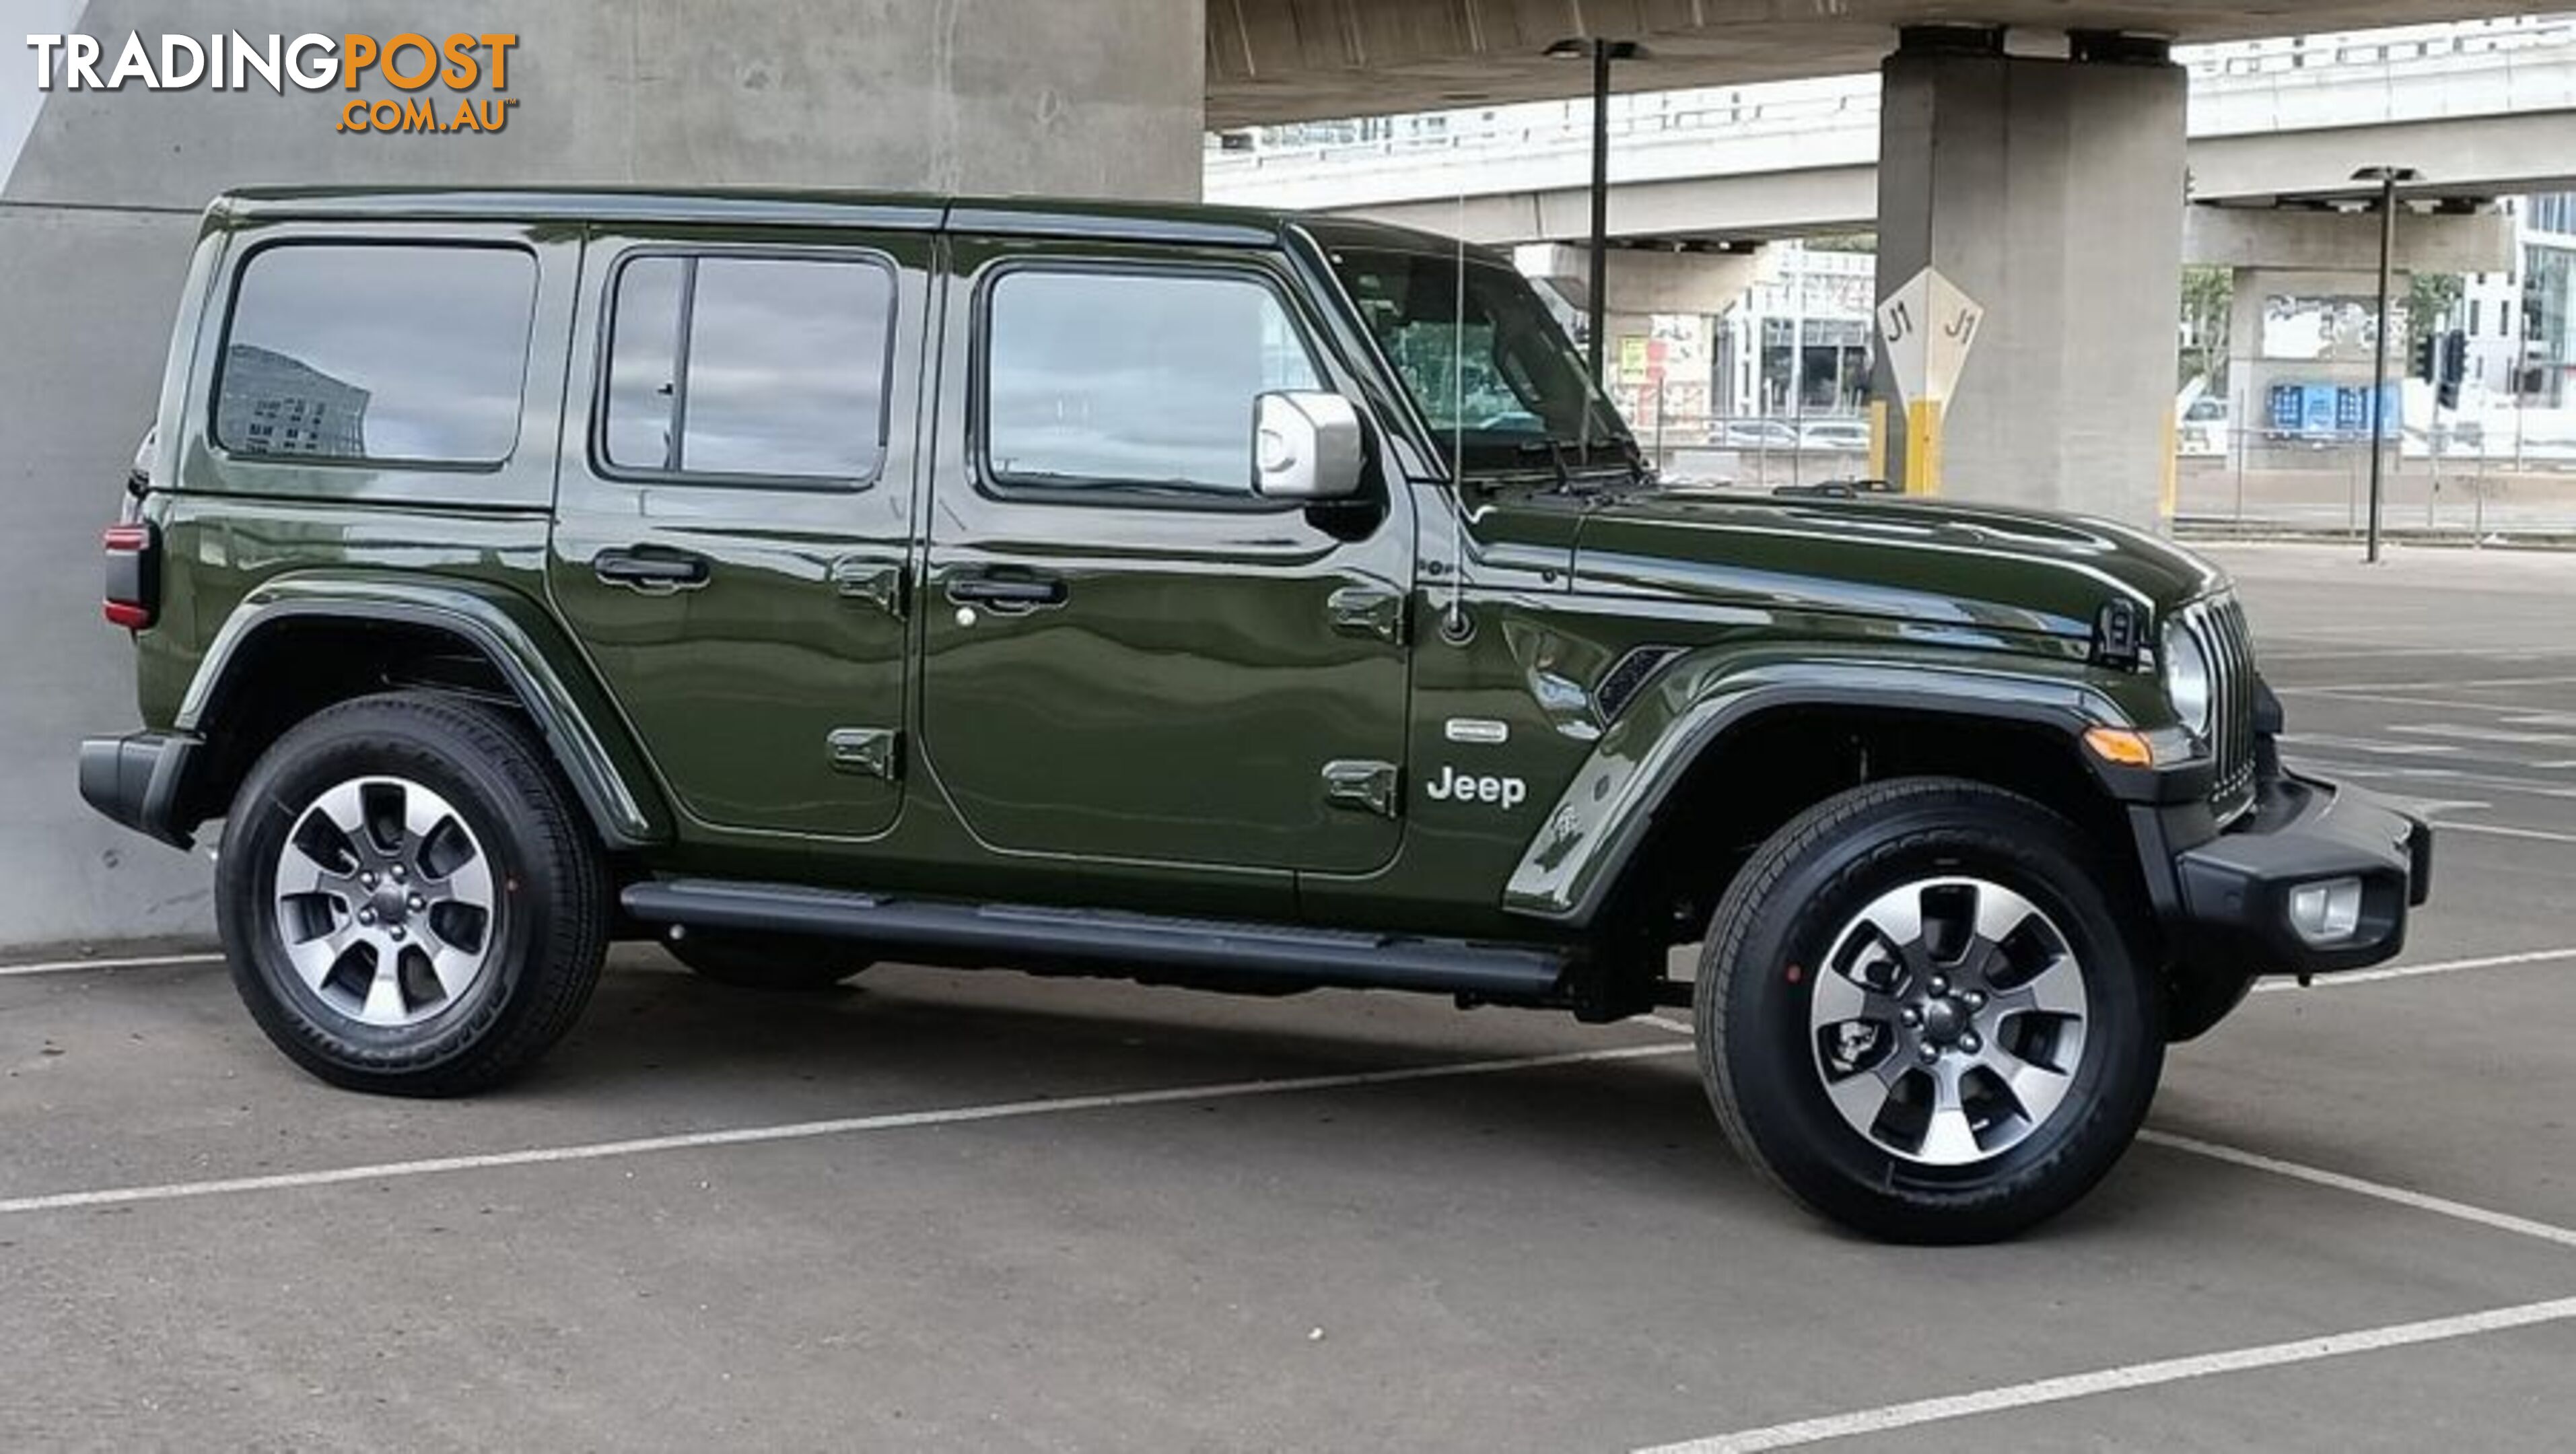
left=667, top=932, right=871, bottom=992
left=215, top=691, right=610, bottom=1097
left=1697, top=777, right=2164, bottom=1243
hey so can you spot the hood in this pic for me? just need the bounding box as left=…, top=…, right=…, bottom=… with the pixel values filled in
left=1570, top=491, right=2226, bottom=639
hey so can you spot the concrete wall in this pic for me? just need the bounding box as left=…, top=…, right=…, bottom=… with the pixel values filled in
left=1875, top=43, right=2188, bottom=522
left=1, top=0, right=1204, bottom=951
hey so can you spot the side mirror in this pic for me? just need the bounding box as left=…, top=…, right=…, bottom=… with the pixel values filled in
left=1252, top=391, right=1365, bottom=501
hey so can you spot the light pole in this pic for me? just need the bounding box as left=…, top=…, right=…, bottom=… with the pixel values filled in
left=2354, top=165, right=2420, bottom=563
left=1546, top=37, right=1647, bottom=387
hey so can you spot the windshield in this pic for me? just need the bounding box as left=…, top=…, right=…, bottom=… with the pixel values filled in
left=1322, top=244, right=1633, bottom=473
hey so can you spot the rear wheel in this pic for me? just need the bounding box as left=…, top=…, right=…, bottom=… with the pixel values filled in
left=668, top=932, right=872, bottom=992
left=1698, top=777, right=2163, bottom=1243
left=216, top=692, right=609, bottom=1096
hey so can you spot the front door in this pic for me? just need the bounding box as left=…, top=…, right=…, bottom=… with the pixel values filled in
left=917, top=243, right=1412, bottom=877
left=550, top=227, right=928, bottom=841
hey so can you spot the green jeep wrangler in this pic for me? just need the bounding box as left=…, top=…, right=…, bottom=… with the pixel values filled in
left=81, top=187, right=2432, bottom=1242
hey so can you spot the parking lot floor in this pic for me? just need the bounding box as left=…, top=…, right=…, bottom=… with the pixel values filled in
left=6, top=542, right=2575, bottom=1451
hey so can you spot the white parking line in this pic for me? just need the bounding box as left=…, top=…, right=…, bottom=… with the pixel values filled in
left=2278, top=672, right=2576, bottom=697
left=2434, top=820, right=2576, bottom=846
left=2253, top=944, right=2576, bottom=993
left=2138, top=1130, right=2576, bottom=1251
left=0, top=950, right=223, bottom=979
left=0, top=1041, right=1693, bottom=1218
left=1631, top=1296, right=2576, bottom=1454
left=2262, top=642, right=2576, bottom=662
left=2278, top=733, right=2460, bottom=757
left=2389, top=723, right=2576, bottom=747
left=1639, top=1127, right=2576, bottom=1453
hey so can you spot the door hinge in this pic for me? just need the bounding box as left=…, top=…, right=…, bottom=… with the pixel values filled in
left=1321, top=759, right=1401, bottom=819
left=830, top=557, right=907, bottom=619
left=1327, top=584, right=1405, bottom=644
left=826, top=727, right=901, bottom=781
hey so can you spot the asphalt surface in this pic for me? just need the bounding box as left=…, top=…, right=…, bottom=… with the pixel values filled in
left=6, top=541, right=2575, bottom=1451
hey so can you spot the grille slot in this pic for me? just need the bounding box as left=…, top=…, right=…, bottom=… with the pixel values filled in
left=2179, top=594, right=2258, bottom=819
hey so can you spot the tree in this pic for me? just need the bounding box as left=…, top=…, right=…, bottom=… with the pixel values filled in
left=2179, top=265, right=2233, bottom=390
left=2406, top=273, right=2463, bottom=347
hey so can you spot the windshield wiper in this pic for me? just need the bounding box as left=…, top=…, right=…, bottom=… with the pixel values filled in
left=1515, top=435, right=1652, bottom=494
left=1515, top=436, right=1583, bottom=494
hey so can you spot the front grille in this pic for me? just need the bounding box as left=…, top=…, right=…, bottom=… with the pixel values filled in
left=2178, top=594, right=2258, bottom=818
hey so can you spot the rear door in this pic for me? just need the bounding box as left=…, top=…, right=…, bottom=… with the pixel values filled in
left=550, top=226, right=929, bottom=841
left=915, top=240, right=1413, bottom=882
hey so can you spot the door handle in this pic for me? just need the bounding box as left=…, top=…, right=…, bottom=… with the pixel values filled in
left=593, top=547, right=711, bottom=594
left=944, top=573, right=1068, bottom=613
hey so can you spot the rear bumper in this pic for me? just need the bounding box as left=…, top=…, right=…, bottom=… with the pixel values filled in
left=2161, top=768, right=2431, bottom=979
left=77, top=731, right=201, bottom=850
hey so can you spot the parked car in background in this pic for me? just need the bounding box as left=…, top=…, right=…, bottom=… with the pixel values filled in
left=1797, top=418, right=1874, bottom=454
left=1715, top=417, right=1802, bottom=450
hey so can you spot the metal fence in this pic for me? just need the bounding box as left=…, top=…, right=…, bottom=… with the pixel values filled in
left=2177, top=429, right=2576, bottom=538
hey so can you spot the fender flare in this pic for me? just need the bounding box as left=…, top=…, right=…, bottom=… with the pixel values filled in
left=176, top=574, right=670, bottom=848
left=1502, top=656, right=2158, bottom=927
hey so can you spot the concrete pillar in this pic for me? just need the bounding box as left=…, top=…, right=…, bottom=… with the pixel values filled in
left=2198, top=209, right=2514, bottom=471
left=1873, top=28, right=2187, bottom=522
left=0, top=0, right=1204, bottom=950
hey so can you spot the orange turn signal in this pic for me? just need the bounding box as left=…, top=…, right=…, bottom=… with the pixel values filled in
left=2083, top=726, right=2156, bottom=768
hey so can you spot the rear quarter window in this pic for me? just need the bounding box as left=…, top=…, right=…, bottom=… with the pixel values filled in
left=214, top=243, right=536, bottom=466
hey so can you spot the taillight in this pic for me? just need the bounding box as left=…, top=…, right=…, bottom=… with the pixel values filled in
left=102, top=522, right=158, bottom=631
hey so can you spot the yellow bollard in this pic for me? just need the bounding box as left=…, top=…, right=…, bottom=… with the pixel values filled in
left=1904, top=399, right=1943, bottom=497
left=2159, top=405, right=2180, bottom=524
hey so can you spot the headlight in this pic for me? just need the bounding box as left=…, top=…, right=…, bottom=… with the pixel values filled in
left=2163, top=619, right=2213, bottom=738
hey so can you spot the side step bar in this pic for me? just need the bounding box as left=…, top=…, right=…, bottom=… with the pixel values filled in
left=621, top=879, right=1570, bottom=1000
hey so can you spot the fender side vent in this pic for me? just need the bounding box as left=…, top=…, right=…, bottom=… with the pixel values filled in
left=1595, top=646, right=1683, bottom=722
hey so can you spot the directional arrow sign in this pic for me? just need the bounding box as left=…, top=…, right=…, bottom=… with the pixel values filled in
left=1876, top=267, right=1986, bottom=407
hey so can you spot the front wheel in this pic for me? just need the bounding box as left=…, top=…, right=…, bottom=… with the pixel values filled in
left=1698, top=777, right=2163, bottom=1243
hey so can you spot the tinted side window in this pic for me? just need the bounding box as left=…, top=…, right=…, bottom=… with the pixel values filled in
left=983, top=270, right=1321, bottom=497
left=217, top=244, right=534, bottom=464
left=602, top=254, right=895, bottom=483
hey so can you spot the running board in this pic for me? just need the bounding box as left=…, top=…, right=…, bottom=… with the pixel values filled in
left=621, top=879, right=1570, bottom=1000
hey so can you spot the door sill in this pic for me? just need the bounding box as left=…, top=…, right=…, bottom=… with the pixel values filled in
left=622, top=878, right=1569, bottom=1000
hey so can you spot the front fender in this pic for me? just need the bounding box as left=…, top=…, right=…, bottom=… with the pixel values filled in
left=1502, top=644, right=2147, bottom=926
left=180, top=572, right=670, bottom=848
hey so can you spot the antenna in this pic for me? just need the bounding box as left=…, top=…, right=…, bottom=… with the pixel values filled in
left=1442, top=193, right=1472, bottom=645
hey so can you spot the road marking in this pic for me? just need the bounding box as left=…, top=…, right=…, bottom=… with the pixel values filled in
left=2262, top=642, right=2576, bottom=662
left=2279, top=733, right=2460, bottom=757
left=2434, top=819, right=2576, bottom=846
left=1640, top=1014, right=1696, bottom=1036
left=2389, top=723, right=2576, bottom=747
left=1631, top=1296, right=2576, bottom=1453
left=2278, top=672, right=2576, bottom=697
left=0, top=1041, right=1693, bottom=1218
left=2287, top=761, right=2576, bottom=800
left=0, top=951, right=223, bottom=979
left=2254, top=944, right=2576, bottom=994
left=2139, top=1130, right=2576, bottom=1251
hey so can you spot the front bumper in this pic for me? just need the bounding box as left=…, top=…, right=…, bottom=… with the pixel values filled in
left=2159, top=768, right=2432, bottom=978
left=77, top=730, right=201, bottom=850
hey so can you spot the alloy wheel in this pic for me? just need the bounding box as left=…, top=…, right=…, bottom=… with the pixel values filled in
left=1807, top=875, right=2091, bottom=1167
left=271, top=775, right=499, bottom=1029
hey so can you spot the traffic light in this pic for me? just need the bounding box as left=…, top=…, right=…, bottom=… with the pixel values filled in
left=2439, top=328, right=2468, bottom=410
left=2412, top=329, right=2439, bottom=382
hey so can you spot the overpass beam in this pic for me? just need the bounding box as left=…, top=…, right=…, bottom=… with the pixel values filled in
left=1874, top=27, right=2188, bottom=522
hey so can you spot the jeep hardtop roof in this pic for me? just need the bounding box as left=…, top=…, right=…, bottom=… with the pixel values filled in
left=210, top=185, right=1486, bottom=258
